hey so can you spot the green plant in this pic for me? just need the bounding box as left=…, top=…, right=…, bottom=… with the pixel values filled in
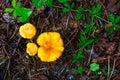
left=78, top=24, right=95, bottom=49
left=97, top=71, right=102, bottom=75
left=4, top=0, right=32, bottom=22
left=58, top=0, right=75, bottom=13
left=75, top=7, right=85, bottom=20
left=89, top=3, right=103, bottom=19
left=74, top=67, right=86, bottom=75
left=105, top=14, right=120, bottom=35
left=72, top=23, right=96, bottom=75
left=90, top=62, right=100, bottom=71
left=78, top=35, right=94, bottom=49
left=32, top=0, right=53, bottom=8
left=108, top=14, right=120, bottom=24
left=72, top=50, right=85, bottom=64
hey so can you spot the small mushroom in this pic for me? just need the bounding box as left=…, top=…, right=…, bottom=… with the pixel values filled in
left=19, top=23, right=36, bottom=39
left=37, top=32, right=64, bottom=62
left=26, top=43, right=38, bottom=56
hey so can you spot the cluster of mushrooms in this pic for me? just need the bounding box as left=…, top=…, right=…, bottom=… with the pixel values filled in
left=19, top=23, right=64, bottom=62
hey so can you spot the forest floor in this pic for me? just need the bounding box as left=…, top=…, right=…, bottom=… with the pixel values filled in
left=0, top=0, right=120, bottom=80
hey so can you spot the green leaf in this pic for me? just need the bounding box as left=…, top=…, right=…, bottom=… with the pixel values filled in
left=97, top=71, right=102, bottom=75
left=13, top=9, right=17, bottom=18
left=84, top=24, right=95, bottom=34
left=75, top=7, right=85, bottom=20
left=85, top=38, right=94, bottom=46
left=19, top=16, right=28, bottom=22
left=115, top=16, right=120, bottom=24
left=72, top=50, right=84, bottom=64
left=72, top=54, right=77, bottom=59
left=71, top=2, right=75, bottom=8
left=16, top=7, right=32, bottom=22
left=105, top=27, right=114, bottom=35
left=46, top=0, right=53, bottom=7
left=90, top=4, right=102, bottom=17
left=75, top=14, right=82, bottom=20
left=72, top=54, right=81, bottom=64
left=74, top=67, right=86, bottom=74
left=77, top=50, right=85, bottom=59
left=92, top=4, right=102, bottom=14
left=78, top=38, right=94, bottom=49
left=58, top=0, right=67, bottom=3
left=13, top=2, right=23, bottom=18
left=63, top=3, right=70, bottom=8
left=72, top=59, right=77, bottom=64
left=32, top=0, right=44, bottom=8
left=105, top=25, right=119, bottom=35
left=80, top=35, right=85, bottom=42
left=63, top=7, right=71, bottom=13
left=16, top=2, right=22, bottom=8
left=72, top=54, right=77, bottom=63
left=12, top=0, right=16, bottom=8
left=90, top=62, right=100, bottom=71
left=85, top=23, right=95, bottom=29
left=108, top=14, right=115, bottom=23
left=4, top=8, right=14, bottom=13
left=95, top=4, right=102, bottom=13
left=76, top=7, right=84, bottom=13
left=77, top=50, right=82, bottom=55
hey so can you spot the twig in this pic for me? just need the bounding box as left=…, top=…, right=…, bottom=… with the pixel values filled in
left=65, top=29, right=78, bottom=47
left=107, top=56, right=110, bottom=80
left=2, top=35, right=21, bottom=79
left=65, top=15, right=69, bottom=30
left=3, top=59, right=11, bottom=80
left=9, top=25, right=18, bottom=40
left=108, top=58, right=117, bottom=80
left=87, top=44, right=94, bottom=65
left=95, top=15, right=109, bottom=23
left=11, top=35, right=21, bottom=57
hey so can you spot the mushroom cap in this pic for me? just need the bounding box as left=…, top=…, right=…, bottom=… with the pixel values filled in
left=19, top=23, right=36, bottom=39
left=26, top=42, right=38, bottom=56
left=37, top=32, right=64, bottom=62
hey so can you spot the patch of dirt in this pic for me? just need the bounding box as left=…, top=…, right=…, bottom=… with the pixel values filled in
left=0, top=0, right=120, bottom=80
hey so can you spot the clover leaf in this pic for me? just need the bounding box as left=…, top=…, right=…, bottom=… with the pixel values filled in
left=90, top=62, right=100, bottom=71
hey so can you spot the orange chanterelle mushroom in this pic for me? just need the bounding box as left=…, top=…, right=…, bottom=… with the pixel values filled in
left=26, top=42, right=38, bottom=56
left=37, top=32, right=64, bottom=62
left=19, top=23, right=36, bottom=39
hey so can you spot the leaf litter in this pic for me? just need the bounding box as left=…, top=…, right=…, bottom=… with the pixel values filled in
left=0, top=0, right=120, bottom=80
